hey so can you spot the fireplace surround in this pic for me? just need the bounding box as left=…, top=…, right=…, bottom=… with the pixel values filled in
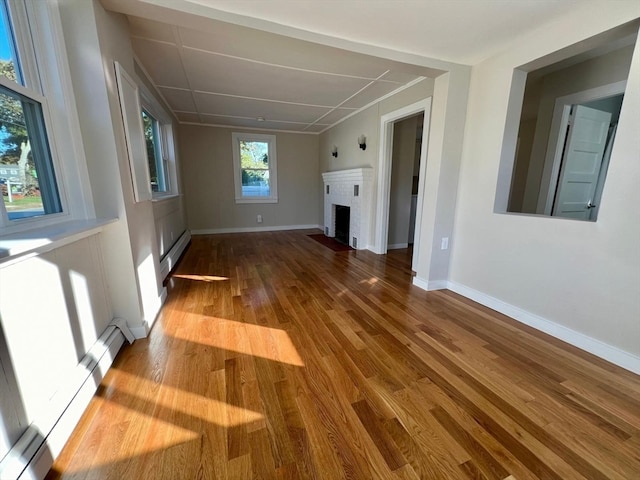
left=321, top=168, right=373, bottom=250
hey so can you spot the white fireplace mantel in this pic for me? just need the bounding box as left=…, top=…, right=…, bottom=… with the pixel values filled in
left=321, top=168, right=373, bottom=250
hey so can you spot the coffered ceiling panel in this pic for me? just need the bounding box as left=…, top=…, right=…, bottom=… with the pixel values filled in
left=181, top=48, right=373, bottom=106
left=175, top=111, right=200, bottom=123
left=313, top=108, right=357, bottom=126
left=128, top=15, right=175, bottom=43
left=131, top=37, right=190, bottom=89
left=193, top=92, right=333, bottom=124
left=304, top=123, right=332, bottom=133
left=158, top=87, right=197, bottom=112
left=199, top=114, right=308, bottom=132
left=340, top=81, right=406, bottom=109
left=123, top=9, right=428, bottom=133
left=177, top=24, right=393, bottom=79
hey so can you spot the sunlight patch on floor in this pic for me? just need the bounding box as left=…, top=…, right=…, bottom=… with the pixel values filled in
left=173, top=274, right=229, bottom=282
left=169, top=317, right=305, bottom=367
left=62, top=396, right=199, bottom=474
left=106, top=370, right=265, bottom=428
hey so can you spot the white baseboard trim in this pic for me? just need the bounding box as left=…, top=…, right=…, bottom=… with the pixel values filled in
left=2, top=326, right=126, bottom=480
left=412, top=276, right=448, bottom=291
left=387, top=243, right=409, bottom=250
left=191, top=224, right=322, bottom=235
left=130, top=285, right=168, bottom=340
left=160, top=230, right=191, bottom=279
left=447, top=281, right=640, bottom=375
left=130, top=323, right=149, bottom=339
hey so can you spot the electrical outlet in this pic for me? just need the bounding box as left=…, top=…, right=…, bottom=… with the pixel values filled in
left=257, top=214, right=263, bottom=223
left=441, top=237, right=449, bottom=250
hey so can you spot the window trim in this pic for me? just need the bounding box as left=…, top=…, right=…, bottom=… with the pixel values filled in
left=0, top=0, right=95, bottom=236
left=139, top=84, right=175, bottom=198
left=231, top=132, right=278, bottom=204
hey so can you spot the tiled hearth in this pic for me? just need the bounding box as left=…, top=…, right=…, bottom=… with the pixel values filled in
left=321, top=168, right=373, bottom=250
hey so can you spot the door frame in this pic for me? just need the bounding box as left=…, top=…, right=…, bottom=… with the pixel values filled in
left=537, top=80, right=626, bottom=215
left=372, top=98, right=431, bottom=269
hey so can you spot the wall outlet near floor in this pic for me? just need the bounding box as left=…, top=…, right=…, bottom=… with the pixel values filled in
left=257, top=214, right=263, bottom=223
left=441, top=237, right=449, bottom=250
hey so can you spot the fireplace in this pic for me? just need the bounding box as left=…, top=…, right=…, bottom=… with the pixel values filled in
left=334, top=205, right=350, bottom=245
left=322, top=168, right=373, bottom=250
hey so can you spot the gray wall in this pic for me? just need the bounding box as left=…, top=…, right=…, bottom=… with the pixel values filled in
left=181, top=126, right=320, bottom=231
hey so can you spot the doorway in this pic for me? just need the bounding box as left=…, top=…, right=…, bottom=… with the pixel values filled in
left=387, top=113, right=424, bottom=250
left=539, top=83, right=625, bottom=219
left=373, top=98, right=432, bottom=270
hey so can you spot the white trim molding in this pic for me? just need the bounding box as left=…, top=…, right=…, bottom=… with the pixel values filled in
left=191, top=224, right=322, bottom=235
left=412, top=279, right=640, bottom=375
left=373, top=98, right=431, bottom=264
left=412, top=276, right=447, bottom=291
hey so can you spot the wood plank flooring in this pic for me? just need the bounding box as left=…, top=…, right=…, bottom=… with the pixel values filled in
left=47, top=230, right=640, bottom=479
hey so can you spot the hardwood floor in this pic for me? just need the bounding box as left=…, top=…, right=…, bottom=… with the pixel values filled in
left=47, top=230, right=640, bottom=479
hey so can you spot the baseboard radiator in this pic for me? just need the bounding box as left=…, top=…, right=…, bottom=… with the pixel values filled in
left=0, top=320, right=133, bottom=480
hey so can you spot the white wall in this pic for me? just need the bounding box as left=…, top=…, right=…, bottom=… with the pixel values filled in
left=60, top=0, right=186, bottom=333
left=450, top=5, right=640, bottom=369
left=181, top=125, right=320, bottom=232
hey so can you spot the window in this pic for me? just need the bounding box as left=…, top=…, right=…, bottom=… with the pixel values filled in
left=142, top=109, right=167, bottom=193
left=137, top=82, right=175, bottom=199
left=232, top=132, right=278, bottom=203
left=0, top=0, right=62, bottom=223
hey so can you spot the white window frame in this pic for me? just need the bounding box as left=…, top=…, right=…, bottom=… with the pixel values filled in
left=139, top=84, right=176, bottom=199
left=0, top=0, right=94, bottom=235
left=231, top=132, right=278, bottom=204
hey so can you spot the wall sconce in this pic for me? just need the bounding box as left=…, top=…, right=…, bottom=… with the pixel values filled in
left=358, top=134, right=366, bottom=150
left=331, top=145, right=338, bottom=158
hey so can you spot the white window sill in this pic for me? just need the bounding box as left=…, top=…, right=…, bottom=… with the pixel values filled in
left=151, top=193, right=181, bottom=203
left=234, top=198, right=279, bottom=204
left=0, top=218, right=118, bottom=267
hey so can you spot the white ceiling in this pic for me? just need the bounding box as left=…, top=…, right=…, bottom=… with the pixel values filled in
left=101, top=0, right=598, bottom=133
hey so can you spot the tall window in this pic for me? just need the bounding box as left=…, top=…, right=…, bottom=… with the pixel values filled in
left=142, top=109, right=167, bottom=193
left=231, top=132, right=277, bottom=203
left=0, top=0, right=62, bottom=222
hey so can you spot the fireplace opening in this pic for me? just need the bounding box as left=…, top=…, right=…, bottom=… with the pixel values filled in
left=334, top=205, right=350, bottom=245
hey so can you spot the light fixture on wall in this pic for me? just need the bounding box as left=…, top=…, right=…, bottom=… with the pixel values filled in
left=331, top=145, right=338, bottom=158
left=358, top=134, right=366, bottom=150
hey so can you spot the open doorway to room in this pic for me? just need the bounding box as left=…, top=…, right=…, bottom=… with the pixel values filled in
left=387, top=113, right=424, bottom=250
left=373, top=98, right=431, bottom=271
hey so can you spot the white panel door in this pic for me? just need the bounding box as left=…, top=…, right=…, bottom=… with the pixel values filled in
left=553, top=105, right=612, bottom=220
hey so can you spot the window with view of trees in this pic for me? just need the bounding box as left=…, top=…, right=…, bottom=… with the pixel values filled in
left=0, top=0, right=62, bottom=222
left=141, top=109, right=166, bottom=193
left=231, top=132, right=277, bottom=203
